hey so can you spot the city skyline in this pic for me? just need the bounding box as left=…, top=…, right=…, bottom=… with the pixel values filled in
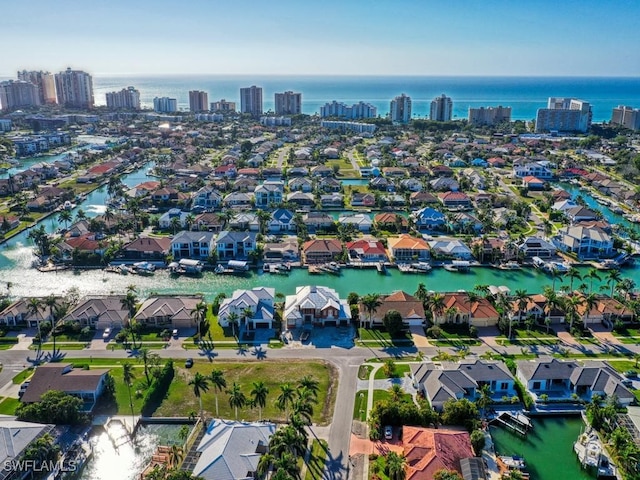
left=3, top=0, right=639, bottom=77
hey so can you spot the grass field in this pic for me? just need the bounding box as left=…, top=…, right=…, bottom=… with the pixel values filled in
left=304, top=440, right=329, bottom=480
left=353, top=390, right=368, bottom=421
left=12, top=368, right=34, bottom=384
left=0, top=398, right=20, bottom=415
left=374, top=364, right=411, bottom=380
left=371, top=389, right=413, bottom=404
left=154, top=360, right=337, bottom=424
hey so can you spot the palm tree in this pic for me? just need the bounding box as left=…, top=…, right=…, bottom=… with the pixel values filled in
left=606, top=269, right=622, bottom=298
left=189, top=372, right=209, bottom=421
left=566, top=268, right=582, bottom=292
left=120, top=289, right=138, bottom=329
left=257, top=452, right=274, bottom=479
left=209, top=369, right=227, bottom=418
left=465, top=291, right=480, bottom=327
left=190, top=301, right=207, bottom=340
left=272, top=451, right=301, bottom=480
left=476, top=384, right=493, bottom=418
left=277, top=383, right=296, bottom=420
left=270, top=425, right=306, bottom=458
left=298, top=376, right=319, bottom=399
left=414, top=283, right=428, bottom=303
left=251, top=381, right=269, bottom=421
left=426, top=292, right=446, bottom=324
left=27, top=298, right=43, bottom=346
left=563, top=294, right=584, bottom=332
left=389, top=384, right=405, bottom=402
left=241, top=306, right=254, bottom=332
left=43, top=295, right=60, bottom=356
left=138, top=347, right=157, bottom=385
left=586, top=268, right=601, bottom=294
left=226, top=312, right=240, bottom=338
left=548, top=266, right=563, bottom=292
left=58, top=210, right=73, bottom=229
left=170, top=216, right=181, bottom=234
left=542, top=287, right=562, bottom=334
left=122, top=362, right=136, bottom=432
left=226, top=382, right=246, bottom=420
left=361, top=293, right=382, bottom=328
left=386, top=451, right=407, bottom=480
left=582, top=293, right=598, bottom=329
left=168, top=445, right=184, bottom=469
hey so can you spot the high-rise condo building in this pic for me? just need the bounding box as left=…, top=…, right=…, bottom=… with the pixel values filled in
left=535, top=98, right=592, bottom=133
left=211, top=99, right=236, bottom=112
left=319, top=101, right=377, bottom=119
left=0, top=80, right=41, bottom=111
left=430, top=94, right=453, bottom=121
left=611, top=105, right=640, bottom=131
left=54, top=67, right=94, bottom=109
left=468, top=106, right=511, bottom=126
left=390, top=94, right=412, bottom=123
left=105, top=86, right=141, bottom=110
left=274, top=91, right=302, bottom=115
left=240, top=86, right=263, bottom=116
left=17, top=70, right=57, bottom=104
left=189, top=90, right=209, bottom=113
left=153, top=97, right=178, bottom=113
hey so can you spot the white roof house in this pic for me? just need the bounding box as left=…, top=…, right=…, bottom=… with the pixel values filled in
left=192, top=420, right=276, bottom=480
left=283, top=285, right=351, bottom=329
left=0, top=416, right=51, bottom=470
left=218, top=288, right=276, bottom=330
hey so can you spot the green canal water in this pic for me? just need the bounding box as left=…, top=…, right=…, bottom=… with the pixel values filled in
left=491, top=416, right=593, bottom=480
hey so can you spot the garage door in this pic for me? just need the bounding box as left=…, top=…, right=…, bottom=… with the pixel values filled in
left=254, top=322, right=271, bottom=329
left=324, top=320, right=337, bottom=326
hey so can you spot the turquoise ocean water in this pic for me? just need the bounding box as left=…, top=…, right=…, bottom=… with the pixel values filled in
left=93, top=75, right=640, bottom=121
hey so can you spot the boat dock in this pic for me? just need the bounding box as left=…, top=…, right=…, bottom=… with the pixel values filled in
left=490, top=411, right=533, bottom=436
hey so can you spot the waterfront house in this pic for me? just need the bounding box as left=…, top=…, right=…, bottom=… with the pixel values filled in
left=287, top=177, right=313, bottom=192
left=215, top=231, right=257, bottom=260
left=565, top=206, right=599, bottom=223
left=311, top=164, right=332, bottom=177
left=509, top=294, right=565, bottom=325
left=263, top=237, right=299, bottom=262
left=123, top=236, right=172, bottom=261
left=134, top=295, right=204, bottom=329
left=369, top=176, right=391, bottom=191
left=439, top=191, right=472, bottom=210
left=222, top=192, right=253, bottom=209
left=346, top=239, right=388, bottom=263
left=448, top=212, right=483, bottom=234
left=0, top=417, right=51, bottom=471
left=218, top=287, right=276, bottom=330
left=214, top=164, right=237, bottom=178
left=410, top=191, right=439, bottom=206
left=21, top=363, right=109, bottom=413
left=302, top=239, right=342, bottom=264
left=320, top=193, right=344, bottom=207
left=410, top=360, right=516, bottom=410
left=338, top=213, right=372, bottom=232
left=552, top=225, right=614, bottom=259
left=516, top=358, right=635, bottom=406
left=233, top=177, right=258, bottom=192
left=402, top=427, right=475, bottom=480
left=351, top=192, right=376, bottom=207
left=283, top=285, right=351, bottom=328
left=433, top=293, right=500, bottom=327
left=518, top=236, right=557, bottom=258
left=191, top=419, right=276, bottom=480
left=0, top=298, right=54, bottom=327
left=400, top=178, right=423, bottom=192
left=192, top=186, right=222, bottom=211
left=318, top=177, right=342, bottom=192
left=428, top=238, right=473, bottom=260
left=171, top=231, right=216, bottom=260
left=151, top=187, right=182, bottom=205
left=286, top=191, right=315, bottom=207
left=359, top=291, right=424, bottom=328
left=513, top=161, right=553, bottom=179
left=268, top=208, right=295, bottom=233
left=412, top=207, right=446, bottom=230
left=573, top=293, right=634, bottom=326
left=253, top=180, right=284, bottom=208
left=302, top=212, right=334, bottom=232
left=381, top=193, right=406, bottom=207
left=158, top=208, right=190, bottom=230
left=62, top=295, right=128, bottom=329
left=228, top=212, right=260, bottom=231
left=194, top=213, right=225, bottom=232
left=374, top=213, right=408, bottom=232
left=429, top=177, right=459, bottom=192
left=388, top=234, right=430, bottom=262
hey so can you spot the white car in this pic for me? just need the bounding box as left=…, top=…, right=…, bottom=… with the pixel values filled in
left=102, top=328, right=111, bottom=340
left=384, top=425, right=393, bottom=440
left=172, top=329, right=179, bottom=338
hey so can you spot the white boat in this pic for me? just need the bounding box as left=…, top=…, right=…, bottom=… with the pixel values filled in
left=63, top=201, right=76, bottom=210
left=499, top=261, right=522, bottom=270
left=411, top=262, right=432, bottom=272
left=498, top=455, right=526, bottom=470
left=574, top=431, right=602, bottom=471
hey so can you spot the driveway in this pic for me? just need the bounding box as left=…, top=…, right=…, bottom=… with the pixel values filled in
left=349, top=434, right=404, bottom=456
left=410, top=326, right=430, bottom=347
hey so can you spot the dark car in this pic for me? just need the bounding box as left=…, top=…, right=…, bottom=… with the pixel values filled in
left=185, top=358, right=194, bottom=368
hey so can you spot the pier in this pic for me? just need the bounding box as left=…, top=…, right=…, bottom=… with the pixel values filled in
left=490, top=411, right=533, bottom=436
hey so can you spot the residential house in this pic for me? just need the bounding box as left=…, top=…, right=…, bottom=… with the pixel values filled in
left=410, top=191, right=439, bottom=206
left=411, top=360, right=516, bottom=411
left=431, top=165, right=454, bottom=177
left=430, top=177, right=459, bottom=192
left=228, top=212, right=259, bottom=231
left=320, top=193, right=344, bottom=207
left=302, top=239, right=342, bottom=264
left=288, top=177, right=313, bottom=192
left=194, top=213, right=225, bottom=232
left=123, top=236, right=172, bottom=261
left=514, top=161, right=553, bottom=179
left=509, top=294, right=565, bottom=325
left=0, top=417, right=51, bottom=472
left=171, top=231, right=216, bottom=260
left=573, top=293, right=634, bottom=326
left=428, top=238, right=473, bottom=260
left=216, top=231, right=257, bottom=259
left=346, top=239, right=388, bottom=263
left=158, top=208, right=190, bottom=230
left=565, top=206, right=599, bottom=223
left=134, top=295, right=204, bottom=329
left=218, top=287, right=276, bottom=330
left=388, top=235, right=430, bottom=262
left=263, top=237, right=299, bottom=262
left=21, top=363, right=109, bottom=412
left=62, top=295, right=128, bottom=329
left=192, top=186, right=222, bottom=211
left=192, top=420, right=276, bottom=480
left=402, top=427, right=475, bottom=480
left=338, top=213, right=372, bottom=232
left=233, top=177, right=258, bottom=192
left=0, top=298, right=54, bottom=327
left=439, top=191, right=472, bottom=210
left=553, top=226, right=614, bottom=259
left=351, top=192, right=376, bottom=207
left=519, top=237, right=557, bottom=258
left=433, top=292, right=500, bottom=327
left=268, top=208, right=295, bottom=233
left=449, top=212, right=483, bottom=234
left=400, top=178, right=423, bottom=192
left=516, top=358, right=635, bottom=406
left=223, top=192, right=253, bottom=209
left=412, top=207, right=445, bottom=230
left=359, top=291, right=424, bottom=327
left=286, top=191, right=315, bottom=207
left=318, top=177, right=341, bottom=192
left=522, top=175, right=546, bottom=190
left=369, top=176, right=391, bottom=191
left=283, top=285, right=351, bottom=328
left=254, top=181, right=284, bottom=208
left=374, top=213, right=408, bottom=232
left=302, top=212, right=334, bottom=232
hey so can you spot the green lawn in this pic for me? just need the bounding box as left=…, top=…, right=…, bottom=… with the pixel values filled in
left=358, top=365, right=373, bottom=380
left=0, top=398, right=21, bottom=415
left=110, top=366, right=146, bottom=416
left=304, top=440, right=329, bottom=480
left=606, top=360, right=639, bottom=373
left=612, top=327, right=640, bottom=338
left=154, top=360, right=337, bottom=424
left=70, top=358, right=140, bottom=367
left=353, top=390, right=368, bottom=421
left=372, top=389, right=413, bottom=404
left=357, top=328, right=413, bottom=347
left=12, top=368, right=34, bottom=384
left=432, top=338, right=482, bottom=347
left=32, top=342, right=88, bottom=350
left=374, top=364, right=411, bottom=380
left=52, top=331, right=95, bottom=342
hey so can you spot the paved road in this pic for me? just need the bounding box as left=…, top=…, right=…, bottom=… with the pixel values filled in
left=1, top=338, right=638, bottom=479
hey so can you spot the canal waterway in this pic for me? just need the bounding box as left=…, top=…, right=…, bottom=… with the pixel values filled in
left=80, top=422, right=189, bottom=480
left=490, top=416, right=592, bottom=480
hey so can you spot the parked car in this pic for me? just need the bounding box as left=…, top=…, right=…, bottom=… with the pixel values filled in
left=621, top=379, right=633, bottom=388
left=18, top=382, right=30, bottom=398
left=384, top=425, right=393, bottom=440
left=102, top=328, right=111, bottom=340
left=624, top=370, right=637, bottom=378
left=185, top=358, right=194, bottom=368
left=172, top=329, right=179, bottom=338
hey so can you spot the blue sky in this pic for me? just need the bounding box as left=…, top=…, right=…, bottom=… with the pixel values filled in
left=3, top=0, right=639, bottom=76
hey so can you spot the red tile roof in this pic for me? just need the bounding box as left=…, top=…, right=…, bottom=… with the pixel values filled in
left=403, top=427, right=474, bottom=480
